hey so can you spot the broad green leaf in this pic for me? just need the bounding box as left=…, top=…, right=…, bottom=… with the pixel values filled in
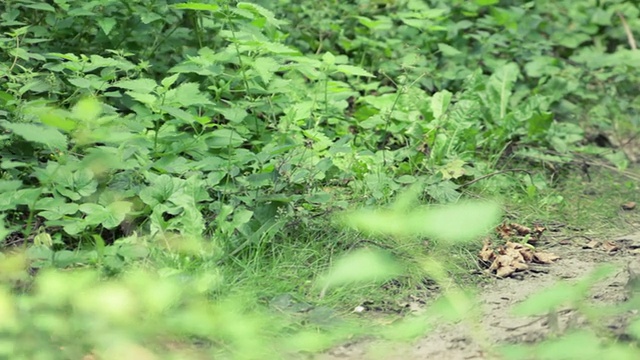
left=161, top=74, right=180, bottom=89
left=253, top=57, right=280, bottom=85
left=103, top=201, right=133, bottom=229
left=431, top=90, right=452, bottom=119
left=68, top=77, right=92, bottom=89
left=72, top=97, right=102, bottom=122
left=205, top=129, right=246, bottom=149
left=24, top=3, right=56, bottom=12
left=112, top=78, right=157, bottom=94
left=36, top=198, right=79, bottom=221
left=97, top=18, right=116, bottom=35
left=172, top=3, right=220, bottom=12
left=318, top=249, right=402, bottom=289
left=139, top=175, right=179, bottom=207
left=334, top=65, right=374, bottom=77
left=438, top=43, right=462, bottom=56
left=0, top=121, right=67, bottom=150
left=170, top=82, right=211, bottom=107
left=343, top=201, right=500, bottom=242
left=237, top=2, right=286, bottom=28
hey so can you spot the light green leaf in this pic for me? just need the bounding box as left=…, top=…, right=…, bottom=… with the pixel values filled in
left=237, top=2, right=286, bottom=28
left=335, top=65, right=375, bottom=77
left=253, top=57, right=280, bottom=85
left=72, top=97, right=102, bottom=122
left=0, top=121, right=67, bottom=150
left=139, top=175, right=179, bottom=207
left=172, top=3, right=220, bottom=12
left=171, top=82, right=211, bottom=107
left=431, top=90, right=452, bottom=119
left=205, top=129, right=246, bottom=149
left=97, top=17, right=116, bottom=35
left=112, top=78, right=158, bottom=94
left=103, top=201, right=133, bottom=229
left=68, top=77, right=92, bottom=89
left=438, top=43, right=462, bottom=56
left=318, top=249, right=402, bottom=290
left=161, top=73, right=180, bottom=89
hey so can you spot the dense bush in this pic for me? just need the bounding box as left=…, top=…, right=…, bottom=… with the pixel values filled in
left=1, top=0, right=640, bottom=358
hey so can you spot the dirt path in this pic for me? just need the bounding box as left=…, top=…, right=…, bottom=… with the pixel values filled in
left=320, top=231, right=640, bottom=359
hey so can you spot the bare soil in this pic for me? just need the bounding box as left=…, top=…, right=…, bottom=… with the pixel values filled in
left=319, top=230, right=640, bottom=360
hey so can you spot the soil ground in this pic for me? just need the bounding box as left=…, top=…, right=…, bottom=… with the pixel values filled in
left=319, top=170, right=640, bottom=360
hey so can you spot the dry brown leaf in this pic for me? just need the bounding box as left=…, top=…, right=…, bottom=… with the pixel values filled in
left=584, top=240, right=600, bottom=249
left=533, top=251, right=560, bottom=264
left=510, top=222, right=532, bottom=236
left=602, top=241, right=618, bottom=252
left=496, top=223, right=513, bottom=240
left=496, top=265, right=516, bottom=278
left=479, top=240, right=495, bottom=262
left=622, top=201, right=637, bottom=211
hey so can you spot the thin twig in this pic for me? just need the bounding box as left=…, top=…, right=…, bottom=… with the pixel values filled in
left=617, top=11, right=637, bottom=50
left=460, top=169, right=533, bottom=188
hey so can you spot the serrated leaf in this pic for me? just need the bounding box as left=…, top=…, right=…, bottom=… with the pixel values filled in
left=172, top=3, right=220, bottom=12
left=0, top=121, right=67, bottom=150
left=335, top=65, right=374, bottom=77
left=237, top=2, right=286, bottom=28
left=253, top=57, right=280, bottom=85
left=161, top=73, right=180, bottom=89
left=172, top=82, right=211, bottom=107
left=438, top=43, right=462, bottom=56
left=97, top=17, right=116, bottom=35
left=112, top=78, right=157, bottom=94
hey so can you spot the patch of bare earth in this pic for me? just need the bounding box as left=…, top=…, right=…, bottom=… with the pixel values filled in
left=319, top=231, right=640, bottom=360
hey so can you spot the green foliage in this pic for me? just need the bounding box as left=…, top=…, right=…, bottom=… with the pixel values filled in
left=1, top=0, right=640, bottom=358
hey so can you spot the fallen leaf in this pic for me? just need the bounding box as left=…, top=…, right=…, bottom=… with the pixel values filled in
left=533, top=251, right=560, bottom=264
left=602, top=241, right=618, bottom=253
left=622, top=202, right=637, bottom=211
left=584, top=240, right=600, bottom=249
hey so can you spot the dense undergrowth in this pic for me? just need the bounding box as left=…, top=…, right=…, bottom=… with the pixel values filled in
left=1, top=0, right=640, bottom=358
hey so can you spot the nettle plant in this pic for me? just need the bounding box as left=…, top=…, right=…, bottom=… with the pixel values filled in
left=0, top=1, right=405, bottom=264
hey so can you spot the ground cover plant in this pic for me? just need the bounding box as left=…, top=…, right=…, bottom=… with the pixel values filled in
left=1, top=0, right=640, bottom=358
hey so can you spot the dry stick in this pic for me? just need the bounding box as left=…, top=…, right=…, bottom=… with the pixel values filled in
left=617, top=11, right=637, bottom=50
left=460, top=169, right=533, bottom=188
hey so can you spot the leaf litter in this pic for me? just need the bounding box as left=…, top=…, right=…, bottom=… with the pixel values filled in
left=480, top=222, right=560, bottom=278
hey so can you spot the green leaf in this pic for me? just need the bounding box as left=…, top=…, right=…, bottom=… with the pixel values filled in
left=36, top=198, right=79, bottom=221
left=205, top=129, right=246, bottom=149
left=431, top=90, right=452, bottom=119
left=97, top=18, right=117, bottom=35
left=334, top=65, right=374, bottom=77
left=103, top=201, right=133, bottom=229
left=0, top=121, right=67, bottom=150
left=172, top=3, right=220, bottom=12
left=318, top=249, right=402, bottom=290
left=112, top=79, right=158, bottom=94
left=237, top=2, right=286, bottom=28
left=437, top=43, right=462, bottom=56
left=161, top=74, right=180, bottom=89
left=24, top=3, right=56, bottom=11
left=170, top=82, right=211, bottom=107
left=139, top=175, right=179, bottom=207
left=72, top=97, right=102, bottom=123
left=253, top=57, right=280, bottom=85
